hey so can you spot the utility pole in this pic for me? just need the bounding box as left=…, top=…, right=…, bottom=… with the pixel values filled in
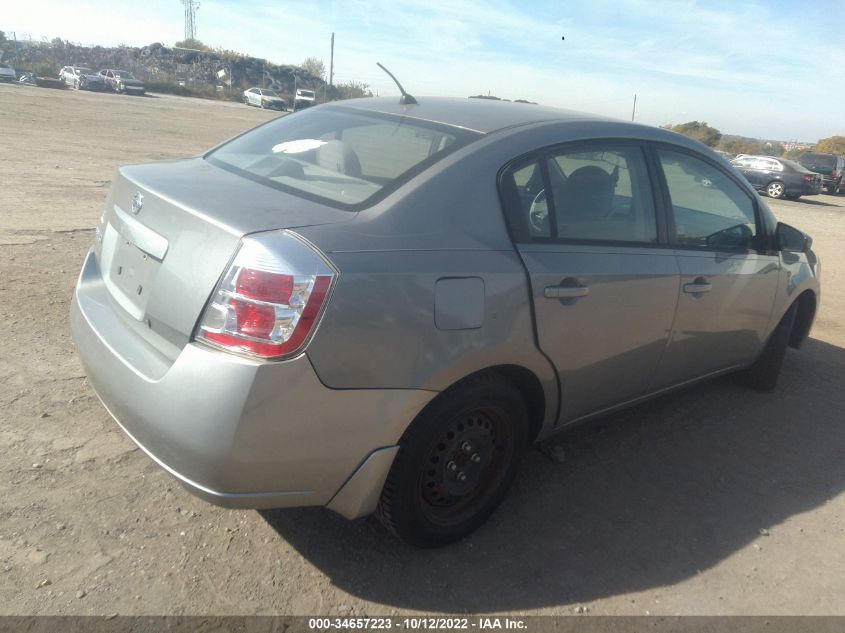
left=631, top=93, right=637, bottom=122
left=12, top=31, right=18, bottom=66
left=329, top=32, right=334, bottom=87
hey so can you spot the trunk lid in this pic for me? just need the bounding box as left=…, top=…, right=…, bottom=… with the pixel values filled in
left=96, top=157, right=353, bottom=356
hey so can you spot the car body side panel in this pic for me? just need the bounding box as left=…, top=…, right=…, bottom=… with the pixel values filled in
left=518, top=244, right=680, bottom=422
left=764, top=249, right=820, bottom=337
left=303, top=249, right=560, bottom=436
left=650, top=250, right=780, bottom=387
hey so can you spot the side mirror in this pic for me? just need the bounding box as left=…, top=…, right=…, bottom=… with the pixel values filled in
left=776, top=222, right=812, bottom=253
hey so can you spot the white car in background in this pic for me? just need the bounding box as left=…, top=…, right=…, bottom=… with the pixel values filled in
left=59, top=66, right=108, bottom=91
left=242, top=87, right=287, bottom=111
left=295, top=88, right=316, bottom=109
left=0, top=63, right=16, bottom=83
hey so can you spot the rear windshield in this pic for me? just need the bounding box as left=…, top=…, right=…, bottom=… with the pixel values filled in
left=800, top=153, right=835, bottom=168
left=207, top=106, right=481, bottom=209
left=263, top=89, right=280, bottom=97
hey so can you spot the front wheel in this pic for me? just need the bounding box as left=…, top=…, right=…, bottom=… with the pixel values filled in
left=766, top=180, right=786, bottom=199
left=376, top=375, right=528, bottom=547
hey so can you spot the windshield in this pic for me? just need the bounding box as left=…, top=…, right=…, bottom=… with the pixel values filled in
left=298, top=90, right=315, bottom=98
left=262, top=89, right=280, bottom=98
left=207, top=107, right=481, bottom=209
left=75, top=68, right=93, bottom=74
left=115, top=71, right=135, bottom=79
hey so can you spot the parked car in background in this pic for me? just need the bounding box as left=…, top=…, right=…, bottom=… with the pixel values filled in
left=99, top=69, right=145, bottom=95
left=71, top=97, right=819, bottom=547
left=798, top=152, right=844, bottom=195
left=294, top=88, right=316, bottom=110
left=731, top=155, right=821, bottom=199
left=59, top=66, right=107, bottom=91
left=242, top=87, right=287, bottom=110
left=0, top=63, right=16, bottom=82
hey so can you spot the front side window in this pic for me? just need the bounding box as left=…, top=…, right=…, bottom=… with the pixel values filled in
left=208, top=107, right=480, bottom=208
left=501, top=144, right=658, bottom=244
left=657, top=148, right=758, bottom=250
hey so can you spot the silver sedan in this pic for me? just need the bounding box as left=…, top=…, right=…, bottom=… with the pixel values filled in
left=71, top=97, right=819, bottom=547
left=243, top=86, right=287, bottom=110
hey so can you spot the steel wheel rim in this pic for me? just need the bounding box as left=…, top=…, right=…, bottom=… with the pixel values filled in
left=768, top=182, right=784, bottom=197
left=417, top=407, right=513, bottom=526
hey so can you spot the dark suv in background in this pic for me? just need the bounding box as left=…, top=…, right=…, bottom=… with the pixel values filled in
left=799, top=152, right=844, bottom=194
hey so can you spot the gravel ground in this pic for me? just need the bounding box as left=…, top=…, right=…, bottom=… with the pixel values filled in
left=1, top=83, right=843, bottom=616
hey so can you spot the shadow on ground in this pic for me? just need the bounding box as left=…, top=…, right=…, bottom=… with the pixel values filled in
left=261, top=338, right=845, bottom=612
left=796, top=198, right=839, bottom=207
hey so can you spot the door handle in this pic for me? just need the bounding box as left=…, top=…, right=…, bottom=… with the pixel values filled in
left=544, top=284, right=590, bottom=299
left=683, top=278, right=712, bottom=294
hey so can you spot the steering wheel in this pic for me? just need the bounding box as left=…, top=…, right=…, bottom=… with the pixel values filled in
left=528, top=189, right=550, bottom=235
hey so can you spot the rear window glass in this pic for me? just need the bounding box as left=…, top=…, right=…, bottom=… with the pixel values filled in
left=800, top=154, right=835, bottom=168
left=207, top=107, right=480, bottom=209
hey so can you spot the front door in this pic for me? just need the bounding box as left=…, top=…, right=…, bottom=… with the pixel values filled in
left=501, top=142, right=680, bottom=423
left=650, top=147, right=779, bottom=388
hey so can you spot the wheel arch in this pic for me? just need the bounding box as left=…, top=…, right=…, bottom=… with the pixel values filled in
left=415, top=364, right=549, bottom=444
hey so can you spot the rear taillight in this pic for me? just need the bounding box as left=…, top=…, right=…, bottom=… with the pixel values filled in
left=803, top=174, right=813, bottom=181
left=196, top=231, right=336, bottom=360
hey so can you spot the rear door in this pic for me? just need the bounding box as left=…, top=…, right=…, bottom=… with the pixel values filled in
left=649, top=146, right=779, bottom=388
left=501, top=142, right=680, bottom=423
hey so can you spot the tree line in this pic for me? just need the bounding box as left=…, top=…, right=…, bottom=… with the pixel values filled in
left=663, top=121, right=845, bottom=158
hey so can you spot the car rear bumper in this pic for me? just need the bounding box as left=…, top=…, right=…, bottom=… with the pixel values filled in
left=71, top=248, right=434, bottom=516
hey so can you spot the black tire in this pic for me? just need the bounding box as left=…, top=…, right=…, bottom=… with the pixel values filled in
left=735, top=302, right=798, bottom=391
left=766, top=180, right=786, bottom=199
left=376, top=374, right=528, bottom=547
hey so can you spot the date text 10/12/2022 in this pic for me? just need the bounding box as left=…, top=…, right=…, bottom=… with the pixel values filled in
left=307, top=617, right=528, bottom=630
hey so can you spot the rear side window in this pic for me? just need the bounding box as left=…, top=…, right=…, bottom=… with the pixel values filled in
left=208, top=107, right=480, bottom=209
left=501, top=144, right=658, bottom=244
left=657, top=148, right=757, bottom=250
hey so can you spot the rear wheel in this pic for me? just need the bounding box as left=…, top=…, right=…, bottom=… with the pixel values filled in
left=766, top=180, right=786, bottom=199
left=735, top=302, right=798, bottom=391
left=376, top=375, right=528, bottom=547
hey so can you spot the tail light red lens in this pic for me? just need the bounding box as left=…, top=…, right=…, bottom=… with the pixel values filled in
left=235, top=269, right=294, bottom=303
left=196, top=231, right=336, bottom=360
left=803, top=175, right=813, bottom=181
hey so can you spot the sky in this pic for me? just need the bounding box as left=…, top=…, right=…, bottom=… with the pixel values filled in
left=4, top=0, right=845, bottom=141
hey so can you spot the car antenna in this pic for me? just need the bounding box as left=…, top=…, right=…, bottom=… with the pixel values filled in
left=376, top=62, right=418, bottom=105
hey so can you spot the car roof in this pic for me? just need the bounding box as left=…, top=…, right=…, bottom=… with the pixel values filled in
left=329, top=96, right=616, bottom=135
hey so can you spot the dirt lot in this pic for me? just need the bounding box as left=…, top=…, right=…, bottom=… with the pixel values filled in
left=1, top=83, right=844, bottom=616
